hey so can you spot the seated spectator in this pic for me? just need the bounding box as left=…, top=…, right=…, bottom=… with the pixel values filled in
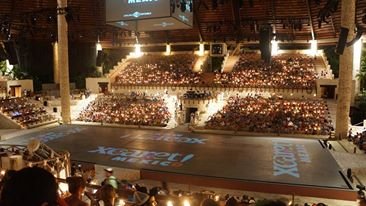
left=64, top=176, right=89, bottom=206
left=255, top=199, right=286, bottom=206
left=201, top=198, right=219, bottom=206
left=97, top=184, right=117, bottom=206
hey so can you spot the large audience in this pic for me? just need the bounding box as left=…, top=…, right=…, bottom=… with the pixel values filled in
left=0, top=97, right=55, bottom=128
left=205, top=95, right=333, bottom=135
left=113, top=53, right=318, bottom=90
left=77, top=93, right=170, bottom=127
left=214, top=53, right=317, bottom=89
left=114, top=54, right=202, bottom=86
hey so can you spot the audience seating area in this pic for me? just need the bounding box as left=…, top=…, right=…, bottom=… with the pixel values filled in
left=114, top=54, right=201, bottom=87
left=77, top=94, right=171, bottom=127
left=112, top=53, right=318, bottom=91
left=205, top=95, right=333, bottom=135
left=214, top=53, right=317, bottom=89
left=0, top=97, right=55, bottom=128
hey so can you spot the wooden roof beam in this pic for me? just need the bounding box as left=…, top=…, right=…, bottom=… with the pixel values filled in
left=305, top=0, right=315, bottom=40
left=231, top=0, right=241, bottom=41
left=193, top=1, right=204, bottom=42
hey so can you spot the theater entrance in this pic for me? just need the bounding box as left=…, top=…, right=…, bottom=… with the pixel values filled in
left=185, top=107, right=198, bottom=123
left=320, top=85, right=336, bottom=99
left=98, top=82, right=109, bottom=94
left=9, top=85, right=22, bottom=97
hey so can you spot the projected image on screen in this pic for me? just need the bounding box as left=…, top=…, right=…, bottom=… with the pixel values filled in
left=106, top=0, right=171, bottom=22
left=171, top=0, right=193, bottom=26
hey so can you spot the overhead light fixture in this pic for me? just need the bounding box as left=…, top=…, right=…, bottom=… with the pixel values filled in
left=132, top=43, right=143, bottom=58
left=198, top=42, right=204, bottom=56
left=183, top=200, right=190, bottom=206
left=353, top=36, right=363, bottom=80
left=271, top=39, right=279, bottom=56
left=310, top=40, right=318, bottom=56
left=167, top=201, right=173, bottom=206
left=165, top=43, right=171, bottom=55
left=96, top=36, right=102, bottom=52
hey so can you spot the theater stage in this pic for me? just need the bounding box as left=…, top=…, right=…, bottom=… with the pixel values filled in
left=1, top=125, right=356, bottom=200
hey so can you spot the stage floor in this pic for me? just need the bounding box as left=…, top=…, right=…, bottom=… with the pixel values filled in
left=1, top=125, right=354, bottom=199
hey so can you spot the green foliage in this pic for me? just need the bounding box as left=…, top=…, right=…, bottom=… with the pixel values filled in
left=357, top=51, right=366, bottom=91
left=0, top=61, right=29, bottom=79
left=0, top=61, right=7, bottom=75
left=323, top=46, right=339, bottom=78
left=355, top=91, right=366, bottom=123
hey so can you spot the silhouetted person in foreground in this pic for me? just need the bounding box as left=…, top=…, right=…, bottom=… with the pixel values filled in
left=0, top=167, right=59, bottom=206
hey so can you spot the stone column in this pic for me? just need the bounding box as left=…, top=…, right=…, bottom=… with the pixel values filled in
left=53, top=42, right=60, bottom=84
left=335, top=0, right=356, bottom=139
left=57, top=0, right=71, bottom=124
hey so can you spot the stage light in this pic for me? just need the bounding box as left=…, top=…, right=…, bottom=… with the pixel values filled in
left=96, top=42, right=102, bottom=52
left=183, top=199, right=190, bottom=206
left=198, top=42, right=205, bottom=56
left=0, top=170, right=5, bottom=176
left=167, top=200, right=173, bottom=206
left=353, top=36, right=362, bottom=80
left=309, top=40, right=318, bottom=56
left=214, top=195, right=220, bottom=201
left=165, top=43, right=171, bottom=55
left=271, top=39, right=279, bottom=56
left=96, top=35, right=102, bottom=52
left=131, top=44, right=143, bottom=58
left=116, top=199, right=126, bottom=206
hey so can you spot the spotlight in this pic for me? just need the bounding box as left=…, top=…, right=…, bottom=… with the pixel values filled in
left=30, top=15, right=37, bottom=25
left=183, top=200, right=190, bottom=206
left=167, top=200, right=173, bottom=206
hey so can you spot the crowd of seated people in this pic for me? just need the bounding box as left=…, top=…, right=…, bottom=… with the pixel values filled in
left=205, top=95, right=333, bottom=135
left=183, top=90, right=212, bottom=100
left=0, top=97, right=55, bottom=128
left=114, top=54, right=202, bottom=86
left=113, top=53, right=318, bottom=90
left=214, top=53, right=317, bottom=89
left=77, top=93, right=170, bottom=127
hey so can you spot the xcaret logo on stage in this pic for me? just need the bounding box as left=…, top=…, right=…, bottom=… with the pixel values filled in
left=120, top=133, right=207, bottom=144
left=88, top=146, right=194, bottom=168
left=17, top=127, right=87, bottom=145
left=272, top=140, right=311, bottom=178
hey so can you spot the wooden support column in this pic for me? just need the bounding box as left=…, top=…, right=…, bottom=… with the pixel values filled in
left=335, top=0, right=356, bottom=139
left=57, top=0, right=71, bottom=124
